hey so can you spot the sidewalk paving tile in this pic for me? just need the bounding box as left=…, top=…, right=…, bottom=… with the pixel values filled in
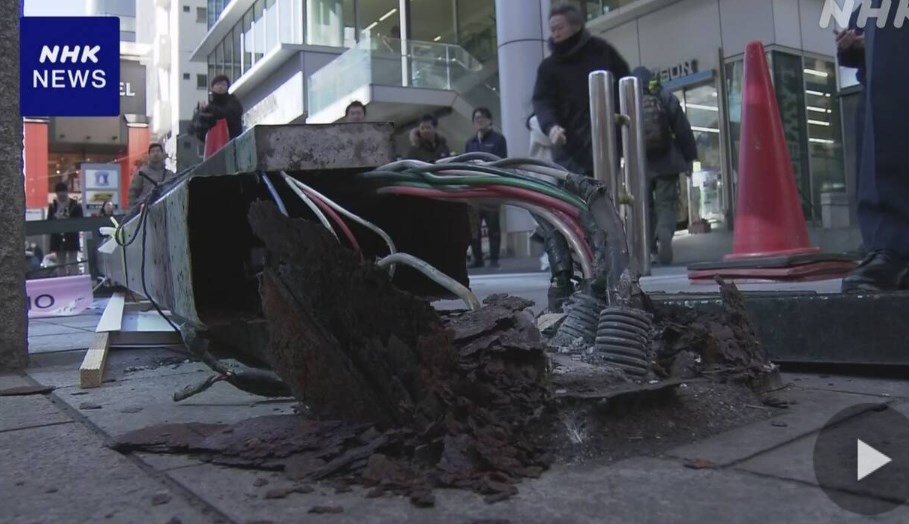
left=734, top=402, right=909, bottom=499
left=784, top=373, right=909, bottom=400
left=27, top=322, right=90, bottom=337
left=0, top=422, right=217, bottom=524
left=0, top=374, right=31, bottom=390
left=27, top=332, right=95, bottom=354
left=0, top=395, right=73, bottom=433
left=46, top=371, right=297, bottom=437
left=667, top=387, right=892, bottom=466
left=165, top=456, right=904, bottom=524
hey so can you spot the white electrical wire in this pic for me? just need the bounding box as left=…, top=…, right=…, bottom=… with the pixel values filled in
left=279, top=171, right=339, bottom=242
left=286, top=177, right=398, bottom=278
left=376, top=253, right=481, bottom=311
left=374, top=187, right=595, bottom=280
left=501, top=199, right=594, bottom=280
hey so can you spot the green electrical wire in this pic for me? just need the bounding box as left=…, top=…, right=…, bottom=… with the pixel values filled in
left=362, top=164, right=588, bottom=209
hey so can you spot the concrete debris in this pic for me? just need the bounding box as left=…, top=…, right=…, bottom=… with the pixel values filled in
left=150, top=491, right=172, bottom=506
left=79, top=402, right=103, bottom=410
left=0, top=385, right=54, bottom=396
left=308, top=505, right=344, bottom=514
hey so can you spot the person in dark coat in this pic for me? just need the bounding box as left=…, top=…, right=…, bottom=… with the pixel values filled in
left=631, top=67, right=698, bottom=265
left=836, top=7, right=866, bottom=255
left=464, top=107, right=507, bottom=268
left=192, top=75, right=244, bottom=141
left=531, top=3, right=630, bottom=311
left=841, top=0, right=909, bottom=292
left=532, top=3, right=630, bottom=177
left=405, top=114, right=451, bottom=163
left=48, top=181, right=83, bottom=276
left=127, top=143, right=176, bottom=211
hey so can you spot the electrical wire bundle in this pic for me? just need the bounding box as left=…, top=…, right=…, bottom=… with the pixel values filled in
left=259, top=171, right=481, bottom=311
left=357, top=153, right=598, bottom=282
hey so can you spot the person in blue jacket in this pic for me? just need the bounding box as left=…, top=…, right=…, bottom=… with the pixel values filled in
left=464, top=107, right=507, bottom=267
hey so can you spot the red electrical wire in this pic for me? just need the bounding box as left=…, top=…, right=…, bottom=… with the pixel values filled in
left=483, top=185, right=581, bottom=218
left=297, top=185, right=363, bottom=255
left=381, top=185, right=594, bottom=263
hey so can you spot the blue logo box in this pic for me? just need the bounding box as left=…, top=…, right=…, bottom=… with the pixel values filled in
left=20, top=17, right=120, bottom=117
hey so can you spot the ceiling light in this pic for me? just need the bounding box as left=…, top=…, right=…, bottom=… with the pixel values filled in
left=809, top=138, right=835, bottom=144
left=685, top=104, right=718, bottom=112
left=808, top=119, right=830, bottom=127
left=433, top=36, right=441, bottom=42
left=379, top=8, right=397, bottom=21
left=363, top=21, right=378, bottom=32
left=804, top=68, right=829, bottom=78
left=691, top=126, right=720, bottom=134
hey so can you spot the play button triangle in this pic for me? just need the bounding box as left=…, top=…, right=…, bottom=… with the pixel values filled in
left=857, top=439, right=892, bottom=482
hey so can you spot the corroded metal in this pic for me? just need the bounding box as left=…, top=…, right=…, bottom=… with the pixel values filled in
left=192, top=123, right=397, bottom=176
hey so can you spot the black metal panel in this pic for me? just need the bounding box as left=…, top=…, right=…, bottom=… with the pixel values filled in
left=652, top=291, right=909, bottom=366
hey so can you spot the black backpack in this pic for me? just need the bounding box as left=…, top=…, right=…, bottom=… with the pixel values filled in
left=641, top=89, right=673, bottom=157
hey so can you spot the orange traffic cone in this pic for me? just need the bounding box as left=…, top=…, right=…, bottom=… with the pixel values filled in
left=687, top=41, right=855, bottom=282
left=726, top=41, right=818, bottom=260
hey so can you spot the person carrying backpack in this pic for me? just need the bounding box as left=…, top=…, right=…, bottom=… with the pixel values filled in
left=632, top=67, right=698, bottom=265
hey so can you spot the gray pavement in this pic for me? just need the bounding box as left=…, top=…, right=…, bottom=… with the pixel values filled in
left=4, top=285, right=909, bottom=523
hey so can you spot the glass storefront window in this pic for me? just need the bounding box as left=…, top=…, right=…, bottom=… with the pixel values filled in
left=357, top=0, right=399, bottom=41
left=306, top=0, right=356, bottom=48
left=265, top=0, right=279, bottom=51
left=279, top=0, right=303, bottom=45
left=410, top=0, right=457, bottom=44
left=232, top=24, right=243, bottom=79
left=254, top=0, right=267, bottom=62
left=673, top=83, right=724, bottom=225
left=725, top=52, right=845, bottom=222
left=803, top=57, right=845, bottom=213
left=222, top=34, right=233, bottom=81
left=457, top=0, right=496, bottom=62
left=242, top=10, right=253, bottom=70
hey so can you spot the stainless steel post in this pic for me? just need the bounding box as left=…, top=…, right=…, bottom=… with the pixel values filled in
left=588, top=71, right=619, bottom=203
left=619, top=76, right=652, bottom=276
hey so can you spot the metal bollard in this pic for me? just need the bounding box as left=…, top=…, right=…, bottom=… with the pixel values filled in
left=619, top=76, right=652, bottom=277
left=588, top=71, right=620, bottom=204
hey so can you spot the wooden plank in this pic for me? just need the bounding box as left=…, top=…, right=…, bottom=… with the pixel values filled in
left=79, top=332, right=111, bottom=389
left=96, top=292, right=126, bottom=333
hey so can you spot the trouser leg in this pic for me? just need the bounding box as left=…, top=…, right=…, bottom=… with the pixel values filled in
left=480, top=207, right=501, bottom=262
left=650, top=174, right=680, bottom=264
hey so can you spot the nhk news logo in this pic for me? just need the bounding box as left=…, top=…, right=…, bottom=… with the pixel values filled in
left=20, top=17, right=120, bottom=117
left=821, top=0, right=909, bottom=29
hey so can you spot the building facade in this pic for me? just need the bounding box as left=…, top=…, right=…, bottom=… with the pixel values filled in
left=587, top=0, right=850, bottom=230
left=138, top=0, right=213, bottom=170
left=191, top=0, right=856, bottom=250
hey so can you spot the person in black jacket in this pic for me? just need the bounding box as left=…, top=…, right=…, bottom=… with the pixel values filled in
left=192, top=75, right=244, bottom=141
left=531, top=4, right=630, bottom=311
left=632, top=67, right=698, bottom=265
left=464, top=107, right=507, bottom=267
left=532, top=3, right=630, bottom=177
left=48, top=181, right=83, bottom=276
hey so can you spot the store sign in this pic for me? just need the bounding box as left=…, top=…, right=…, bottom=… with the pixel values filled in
left=653, top=60, right=699, bottom=84
left=120, top=60, right=147, bottom=115
left=81, top=163, right=122, bottom=214
left=26, top=275, right=93, bottom=318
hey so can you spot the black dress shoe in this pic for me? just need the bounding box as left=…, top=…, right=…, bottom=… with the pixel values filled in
left=841, top=250, right=909, bottom=293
